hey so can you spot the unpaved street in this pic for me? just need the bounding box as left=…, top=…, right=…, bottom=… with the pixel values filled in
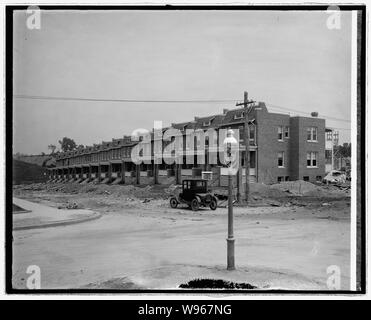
left=12, top=183, right=350, bottom=290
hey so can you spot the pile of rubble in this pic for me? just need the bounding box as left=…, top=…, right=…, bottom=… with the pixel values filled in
left=269, top=180, right=347, bottom=198
left=14, top=180, right=350, bottom=205
left=14, top=182, right=173, bottom=200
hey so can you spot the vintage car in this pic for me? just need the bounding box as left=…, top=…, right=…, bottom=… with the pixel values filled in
left=169, top=179, right=218, bottom=211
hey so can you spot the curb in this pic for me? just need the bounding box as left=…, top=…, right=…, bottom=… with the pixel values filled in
left=13, top=209, right=32, bottom=214
left=13, top=212, right=102, bottom=231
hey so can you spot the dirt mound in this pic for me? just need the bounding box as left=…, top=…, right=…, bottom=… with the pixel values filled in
left=13, top=160, right=49, bottom=184
left=250, top=183, right=289, bottom=198
left=269, top=180, right=344, bottom=197
left=17, top=182, right=174, bottom=200
left=14, top=180, right=347, bottom=206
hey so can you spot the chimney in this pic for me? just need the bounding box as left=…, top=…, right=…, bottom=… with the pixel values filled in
left=311, top=112, right=318, bottom=117
left=223, top=108, right=229, bottom=114
left=194, top=116, right=200, bottom=121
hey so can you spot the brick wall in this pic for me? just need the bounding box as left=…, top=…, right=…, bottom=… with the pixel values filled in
left=256, top=110, right=291, bottom=184
left=290, top=117, right=326, bottom=182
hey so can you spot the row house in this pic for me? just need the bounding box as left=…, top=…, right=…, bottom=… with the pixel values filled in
left=49, top=102, right=336, bottom=185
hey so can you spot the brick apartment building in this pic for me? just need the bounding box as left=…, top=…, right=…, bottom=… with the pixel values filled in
left=49, top=102, right=337, bottom=186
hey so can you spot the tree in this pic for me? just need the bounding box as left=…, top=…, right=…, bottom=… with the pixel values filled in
left=334, top=142, right=351, bottom=170
left=58, top=137, right=77, bottom=152
left=334, top=143, right=351, bottom=158
left=48, top=144, right=56, bottom=154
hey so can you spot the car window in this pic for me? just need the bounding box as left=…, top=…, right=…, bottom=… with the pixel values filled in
left=196, top=181, right=204, bottom=187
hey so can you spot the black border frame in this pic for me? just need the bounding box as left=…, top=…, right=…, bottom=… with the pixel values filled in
left=5, top=4, right=367, bottom=295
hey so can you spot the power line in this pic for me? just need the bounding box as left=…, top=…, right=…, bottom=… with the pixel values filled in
left=266, top=103, right=351, bottom=123
left=14, top=94, right=352, bottom=124
left=14, top=94, right=237, bottom=104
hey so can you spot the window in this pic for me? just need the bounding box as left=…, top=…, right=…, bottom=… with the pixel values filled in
left=238, top=126, right=244, bottom=139
left=303, top=176, right=309, bottom=181
left=307, top=127, right=318, bottom=142
left=278, top=152, right=285, bottom=167
left=326, top=131, right=333, bottom=141
left=249, top=125, right=255, bottom=142
left=325, top=150, right=332, bottom=164
left=203, top=121, right=211, bottom=126
left=306, top=152, right=311, bottom=167
left=278, top=126, right=283, bottom=140
left=284, top=126, right=290, bottom=138
left=195, top=181, right=205, bottom=187
left=313, top=128, right=317, bottom=141
left=316, top=176, right=322, bottom=181
left=277, top=176, right=283, bottom=183
left=234, top=112, right=244, bottom=120
left=325, top=149, right=332, bottom=159
left=312, top=152, right=317, bottom=167
left=307, top=152, right=318, bottom=167
left=285, top=176, right=290, bottom=181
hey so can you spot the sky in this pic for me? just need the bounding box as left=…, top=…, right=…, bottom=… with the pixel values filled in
left=13, top=10, right=352, bottom=154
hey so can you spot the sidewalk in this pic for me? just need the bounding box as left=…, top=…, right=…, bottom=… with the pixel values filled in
left=13, top=198, right=101, bottom=230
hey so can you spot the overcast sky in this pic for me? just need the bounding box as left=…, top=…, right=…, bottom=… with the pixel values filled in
left=13, top=10, right=352, bottom=154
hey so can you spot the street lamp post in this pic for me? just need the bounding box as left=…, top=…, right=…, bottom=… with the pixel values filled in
left=227, top=173, right=235, bottom=270
left=223, top=129, right=238, bottom=270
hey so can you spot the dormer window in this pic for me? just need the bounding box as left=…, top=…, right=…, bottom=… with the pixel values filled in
left=203, top=121, right=211, bottom=127
left=234, top=112, right=244, bottom=120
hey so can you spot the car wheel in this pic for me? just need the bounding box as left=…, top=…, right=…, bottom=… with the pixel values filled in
left=191, top=198, right=200, bottom=211
left=170, top=197, right=178, bottom=208
left=209, top=198, right=217, bottom=210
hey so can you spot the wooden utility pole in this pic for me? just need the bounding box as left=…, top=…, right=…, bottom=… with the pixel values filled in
left=236, top=91, right=255, bottom=204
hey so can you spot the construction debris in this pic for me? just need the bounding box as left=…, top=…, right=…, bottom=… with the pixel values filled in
left=66, top=202, right=79, bottom=209
left=323, top=170, right=347, bottom=184
left=13, top=179, right=350, bottom=212
left=269, top=180, right=347, bottom=197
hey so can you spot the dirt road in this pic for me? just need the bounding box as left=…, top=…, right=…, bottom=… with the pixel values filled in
left=12, top=184, right=350, bottom=290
